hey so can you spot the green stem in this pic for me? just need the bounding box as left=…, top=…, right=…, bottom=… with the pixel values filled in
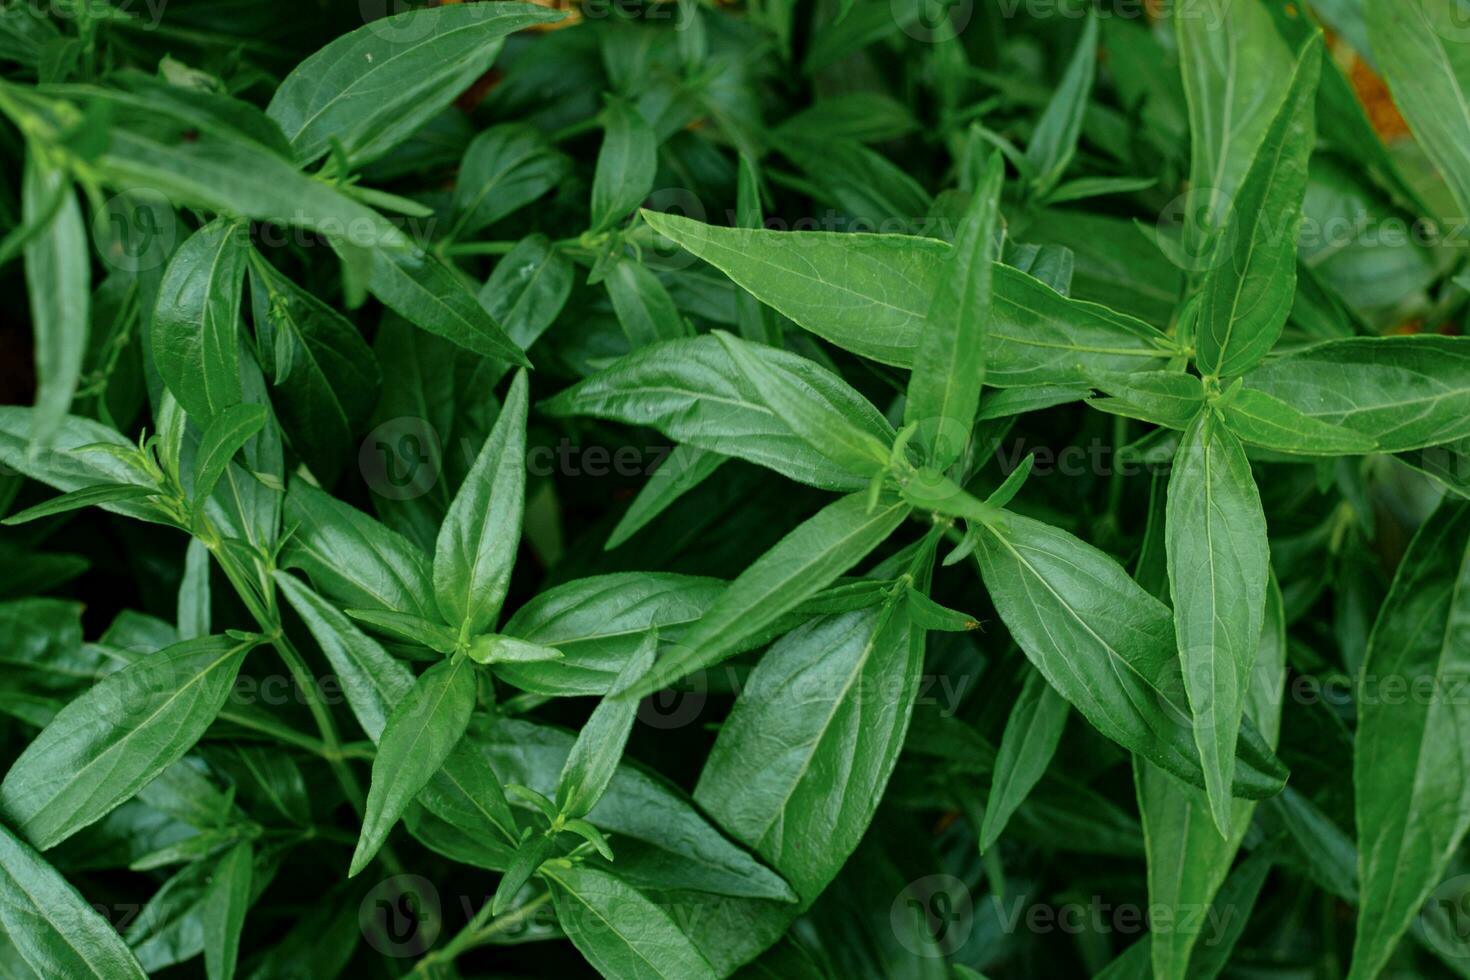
left=412, top=889, right=554, bottom=975
left=442, top=240, right=518, bottom=257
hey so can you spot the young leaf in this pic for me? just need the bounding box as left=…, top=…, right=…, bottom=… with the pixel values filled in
left=979, top=666, right=1068, bottom=852
left=1351, top=502, right=1470, bottom=980
left=0, top=823, right=147, bottom=978
left=605, top=445, right=727, bottom=550
left=904, top=155, right=1003, bottom=468
left=1194, top=36, right=1321, bottom=379
left=0, top=635, right=254, bottom=849
left=151, top=219, right=248, bottom=420
left=433, top=368, right=528, bottom=639
left=623, top=492, right=912, bottom=698
left=350, top=655, right=478, bottom=876
left=1166, top=409, right=1270, bottom=834
left=190, top=403, right=269, bottom=511
left=1, top=483, right=158, bottom=526
left=555, top=629, right=657, bottom=819
left=605, top=255, right=687, bottom=347
left=22, top=156, right=88, bottom=447
left=1025, top=12, right=1098, bottom=195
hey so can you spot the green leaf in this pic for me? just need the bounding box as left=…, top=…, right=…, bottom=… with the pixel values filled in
left=1195, top=37, right=1321, bottom=379
left=695, top=600, right=921, bottom=904
left=249, top=256, right=380, bottom=487
left=281, top=481, right=437, bottom=621
left=1176, top=0, right=1295, bottom=237
left=477, top=234, right=574, bottom=353
left=267, top=3, right=563, bottom=167
left=497, top=573, right=724, bottom=696
left=715, top=331, right=890, bottom=477
left=556, top=630, right=657, bottom=820
left=1137, top=575, right=1286, bottom=980
left=350, top=655, right=478, bottom=876
left=1367, top=0, right=1470, bottom=217
left=22, top=156, right=88, bottom=447
left=1089, top=371, right=1206, bottom=430
left=624, top=492, right=911, bottom=698
left=0, top=822, right=147, bottom=979
left=361, top=243, right=531, bottom=366
left=467, top=633, right=562, bottom=665
left=605, top=255, right=687, bottom=347
left=904, top=155, right=1002, bottom=468
left=433, top=369, right=528, bottom=638
left=544, top=863, right=719, bottom=980
left=1166, top=409, right=1270, bottom=835
left=491, top=834, right=554, bottom=915
left=1351, top=501, right=1470, bottom=980
left=972, top=512, right=1286, bottom=798
left=591, top=98, right=656, bottom=233
left=641, top=211, right=1179, bottom=377
left=979, top=666, right=1068, bottom=852
left=1024, top=12, right=1098, bottom=195
left=542, top=334, right=895, bottom=490
left=0, top=634, right=253, bottom=849
left=1241, top=337, right=1470, bottom=451
left=1221, top=387, right=1377, bottom=455
left=1, top=483, right=157, bottom=526
left=190, top=404, right=268, bottom=512
left=151, top=219, right=248, bottom=420
left=453, top=123, right=569, bottom=237
left=201, top=841, right=251, bottom=980
left=347, top=609, right=459, bottom=654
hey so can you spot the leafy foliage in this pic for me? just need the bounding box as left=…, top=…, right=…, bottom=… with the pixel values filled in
left=3, top=1, right=1470, bottom=978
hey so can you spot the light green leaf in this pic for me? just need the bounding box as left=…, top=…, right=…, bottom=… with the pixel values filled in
left=1166, top=409, right=1270, bottom=834
left=201, top=841, right=251, bottom=980
left=151, top=219, right=248, bottom=420
left=624, top=492, right=911, bottom=698
left=22, top=156, right=88, bottom=447
left=190, top=404, right=268, bottom=512
left=267, top=3, right=562, bottom=167
left=979, top=666, right=1068, bottom=852
left=0, top=823, right=147, bottom=979
left=1221, top=387, right=1377, bottom=455
left=605, top=255, right=687, bottom=348
left=605, top=445, right=727, bottom=550
left=0, top=635, right=253, bottom=849
left=904, top=155, right=1002, bottom=468
left=555, top=630, right=657, bottom=820
left=350, top=655, right=478, bottom=876
left=1351, top=501, right=1470, bottom=980
left=433, top=369, right=528, bottom=638
left=1025, top=12, right=1098, bottom=195
left=1195, top=36, right=1321, bottom=379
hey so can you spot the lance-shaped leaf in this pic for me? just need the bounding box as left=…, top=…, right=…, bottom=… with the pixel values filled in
left=1138, top=575, right=1286, bottom=980
left=641, top=211, right=1179, bottom=376
left=281, top=481, right=437, bottom=621
left=624, top=492, right=911, bottom=698
left=605, top=445, right=728, bottom=550
left=360, top=244, right=530, bottom=367
left=23, top=157, right=88, bottom=447
left=0, top=635, right=254, bottom=849
left=433, top=369, right=528, bottom=638
left=1025, top=12, right=1098, bottom=196
left=0, top=823, right=148, bottom=979
left=1167, top=409, right=1270, bottom=835
left=152, top=219, right=249, bottom=420
left=1351, top=502, right=1470, bottom=980
left=1195, top=36, right=1321, bottom=379
left=694, top=600, right=922, bottom=904
left=555, top=630, right=657, bottom=820
left=453, top=123, right=569, bottom=237
left=605, top=255, right=686, bottom=348
left=544, top=863, right=719, bottom=980
left=979, top=665, right=1069, bottom=852
left=1367, top=0, right=1470, bottom=219
left=350, top=655, right=478, bottom=876
left=542, top=334, right=894, bottom=490
left=267, top=2, right=563, bottom=167
left=590, top=98, right=656, bottom=233
left=1221, top=387, right=1377, bottom=456
left=972, top=512, right=1286, bottom=798
left=1176, top=0, right=1294, bottom=237
left=1242, top=337, right=1470, bottom=452
left=201, top=841, right=252, bottom=980
left=904, top=155, right=1002, bottom=468
left=0, top=409, right=166, bottom=524
left=190, top=403, right=268, bottom=511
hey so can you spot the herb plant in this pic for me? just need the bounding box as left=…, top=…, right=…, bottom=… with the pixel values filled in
left=2, top=0, right=1470, bottom=977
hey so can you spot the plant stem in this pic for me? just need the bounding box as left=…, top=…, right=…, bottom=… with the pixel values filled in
left=411, top=889, right=554, bottom=975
